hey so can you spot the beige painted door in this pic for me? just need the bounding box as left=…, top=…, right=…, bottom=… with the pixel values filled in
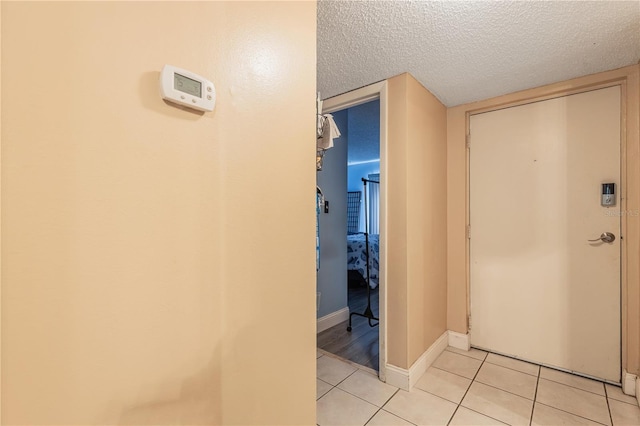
left=470, top=86, right=621, bottom=382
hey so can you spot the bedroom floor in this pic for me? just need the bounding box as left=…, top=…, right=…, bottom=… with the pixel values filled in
left=316, top=346, right=640, bottom=426
left=317, top=282, right=379, bottom=370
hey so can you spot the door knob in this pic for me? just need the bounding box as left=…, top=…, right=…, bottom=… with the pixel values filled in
left=588, top=232, right=615, bottom=243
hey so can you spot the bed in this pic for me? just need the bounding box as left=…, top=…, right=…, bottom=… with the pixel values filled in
left=347, top=233, right=379, bottom=288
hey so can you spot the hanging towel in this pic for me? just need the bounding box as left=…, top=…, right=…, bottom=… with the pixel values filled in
left=317, top=114, right=341, bottom=150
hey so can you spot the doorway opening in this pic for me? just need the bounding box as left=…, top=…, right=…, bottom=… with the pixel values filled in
left=316, top=82, right=388, bottom=379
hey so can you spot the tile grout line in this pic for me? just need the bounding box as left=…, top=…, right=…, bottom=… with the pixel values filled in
left=540, top=370, right=615, bottom=399
left=444, top=347, right=487, bottom=361
left=483, top=349, right=613, bottom=397
left=454, top=350, right=612, bottom=399
left=362, top=406, right=381, bottom=425
left=438, top=348, right=616, bottom=400
left=443, top=354, right=539, bottom=426
left=411, top=385, right=471, bottom=407
left=364, top=389, right=409, bottom=426
left=321, top=348, right=620, bottom=426
left=482, top=349, right=545, bottom=365
left=318, top=374, right=388, bottom=426
left=336, top=383, right=393, bottom=410
left=604, top=382, right=640, bottom=406
left=608, top=395, right=640, bottom=407
left=528, top=366, right=541, bottom=426
left=446, top=353, right=488, bottom=426
left=484, top=363, right=538, bottom=377
left=316, top=378, right=333, bottom=401
left=460, top=407, right=509, bottom=425
left=604, top=384, right=614, bottom=426
left=425, top=350, right=613, bottom=424
left=467, top=359, right=540, bottom=425
left=442, top=349, right=538, bottom=378
left=534, top=401, right=610, bottom=426
left=316, top=368, right=357, bottom=403
left=318, top=353, right=396, bottom=417
left=378, top=389, right=420, bottom=426
left=431, top=365, right=480, bottom=381
left=333, top=368, right=359, bottom=388
left=471, top=380, right=536, bottom=402
left=436, top=358, right=538, bottom=404
left=330, top=369, right=400, bottom=414
left=483, top=360, right=539, bottom=377
left=317, top=377, right=332, bottom=386
left=538, top=376, right=609, bottom=398
left=415, top=387, right=468, bottom=406
left=413, top=381, right=527, bottom=425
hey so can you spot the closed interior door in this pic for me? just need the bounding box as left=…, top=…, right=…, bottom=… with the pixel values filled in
left=470, top=86, right=621, bottom=382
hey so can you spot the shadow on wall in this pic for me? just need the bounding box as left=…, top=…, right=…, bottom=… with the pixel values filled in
left=117, top=346, right=222, bottom=425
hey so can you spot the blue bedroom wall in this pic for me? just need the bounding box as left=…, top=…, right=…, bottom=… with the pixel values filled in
left=347, top=100, right=380, bottom=232
left=347, top=162, right=380, bottom=192
left=347, top=100, right=380, bottom=164
left=316, top=110, right=348, bottom=319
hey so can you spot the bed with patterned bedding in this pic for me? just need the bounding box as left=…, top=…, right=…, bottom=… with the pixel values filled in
left=347, top=233, right=379, bottom=288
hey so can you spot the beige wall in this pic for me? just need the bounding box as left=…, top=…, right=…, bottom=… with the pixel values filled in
left=0, top=3, right=3, bottom=421
left=387, top=76, right=410, bottom=367
left=1, top=2, right=316, bottom=425
left=447, top=65, right=640, bottom=375
left=387, top=74, right=448, bottom=369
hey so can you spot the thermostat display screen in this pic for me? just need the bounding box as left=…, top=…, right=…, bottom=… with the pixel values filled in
left=174, top=73, right=201, bottom=97
left=160, top=64, right=215, bottom=112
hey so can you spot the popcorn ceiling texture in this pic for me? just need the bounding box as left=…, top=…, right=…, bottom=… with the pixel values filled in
left=318, top=1, right=640, bottom=107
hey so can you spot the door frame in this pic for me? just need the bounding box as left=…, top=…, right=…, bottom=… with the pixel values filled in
left=467, top=87, right=623, bottom=383
left=322, top=81, right=389, bottom=380
left=464, top=74, right=636, bottom=387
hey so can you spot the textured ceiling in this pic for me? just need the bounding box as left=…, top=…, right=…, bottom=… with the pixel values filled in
left=318, top=1, right=640, bottom=107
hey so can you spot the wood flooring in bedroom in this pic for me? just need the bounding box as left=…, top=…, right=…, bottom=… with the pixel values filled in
left=317, top=283, right=379, bottom=371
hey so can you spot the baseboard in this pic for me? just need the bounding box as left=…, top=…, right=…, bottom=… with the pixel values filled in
left=448, top=331, right=470, bottom=350
left=385, top=364, right=410, bottom=391
left=385, top=331, right=448, bottom=391
left=622, top=369, right=637, bottom=396
left=317, top=307, right=349, bottom=333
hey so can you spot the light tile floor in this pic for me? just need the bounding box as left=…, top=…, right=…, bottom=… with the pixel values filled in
left=316, top=346, right=640, bottom=426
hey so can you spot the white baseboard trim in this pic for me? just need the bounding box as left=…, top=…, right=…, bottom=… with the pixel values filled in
left=448, top=331, right=470, bottom=350
left=622, top=369, right=637, bottom=396
left=385, top=364, right=411, bottom=391
left=317, top=307, right=349, bottom=333
left=385, top=331, right=448, bottom=391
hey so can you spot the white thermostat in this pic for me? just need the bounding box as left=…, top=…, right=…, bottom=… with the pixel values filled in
left=160, top=65, right=216, bottom=112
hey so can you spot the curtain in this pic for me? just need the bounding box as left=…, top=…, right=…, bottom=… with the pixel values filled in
left=367, top=173, right=380, bottom=234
